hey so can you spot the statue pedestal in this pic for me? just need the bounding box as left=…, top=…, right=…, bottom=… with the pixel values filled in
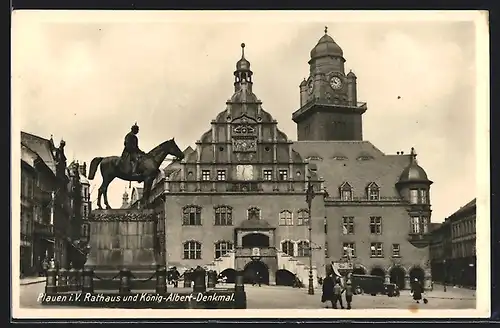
left=85, top=209, right=159, bottom=291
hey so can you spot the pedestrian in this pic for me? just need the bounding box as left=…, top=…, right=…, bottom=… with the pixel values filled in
left=410, top=278, right=423, bottom=303
left=332, top=278, right=345, bottom=309
left=321, top=272, right=335, bottom=308
left=344, top=279, right=354, bottom=309
left=41, top=258, right=49, bottom=277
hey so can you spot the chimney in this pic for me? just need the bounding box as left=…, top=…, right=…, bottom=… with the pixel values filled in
left=79, top=162, right=87, bottom=177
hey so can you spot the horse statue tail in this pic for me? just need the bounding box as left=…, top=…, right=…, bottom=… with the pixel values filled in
left=88, top=157, right=104, bottom=180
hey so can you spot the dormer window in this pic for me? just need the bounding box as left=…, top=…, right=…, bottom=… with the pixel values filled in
left=340, top=182, right=353, bottom=201
left=367, top=182, right=380, bottom=201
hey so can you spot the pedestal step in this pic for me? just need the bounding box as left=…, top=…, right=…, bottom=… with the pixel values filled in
left=93, top=270, right=156, bottom=291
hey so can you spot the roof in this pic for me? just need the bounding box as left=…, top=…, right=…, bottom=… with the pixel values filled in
left=429, top=223, right=442, bottom=232
left=21, top=131, right=57, bottom=174
left=89, top=209, right=157, bottom=221
left=237, top=217, right=273, bottom=230
left=310, top=33, right=343, bottom=59
left=398, top=161, right=431, bottom=184
left=449, top=198, right=476, bottom=219
left=292, top=141, right=411, bottom=199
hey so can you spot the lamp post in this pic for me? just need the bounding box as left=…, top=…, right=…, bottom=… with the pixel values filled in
left=306, top=177, right=315, bottom=295
left=443, top=259, right=447, bottom=292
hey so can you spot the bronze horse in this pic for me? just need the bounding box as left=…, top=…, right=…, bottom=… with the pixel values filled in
left=88, top=138, right=184, bottom=209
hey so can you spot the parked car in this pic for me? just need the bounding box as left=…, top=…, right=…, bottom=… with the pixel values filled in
left=351, top=274, right=385, bottom=296
left=384, top=283, right=400, bottom=297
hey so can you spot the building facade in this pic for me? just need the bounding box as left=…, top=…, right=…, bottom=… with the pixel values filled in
left=20, top=132, right=89, bottom=276
left=430, top=199, right=476, bottom=288
left=140, top=31, right=434, bottom=289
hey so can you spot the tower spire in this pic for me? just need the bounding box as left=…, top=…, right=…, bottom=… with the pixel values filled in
left=324, top=26, right=328, bottom=34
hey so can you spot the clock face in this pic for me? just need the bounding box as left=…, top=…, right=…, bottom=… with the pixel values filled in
left=236, top=165, right=254, bottom=181
left=307, top=80, right=314, bottom=94
left=330, top=76, right=343, bottom=90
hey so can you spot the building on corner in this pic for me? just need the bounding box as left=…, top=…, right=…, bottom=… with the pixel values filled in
left=140, top=30, right=434, bottom=289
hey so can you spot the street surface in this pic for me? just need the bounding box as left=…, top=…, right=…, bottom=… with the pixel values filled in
left=18, top=281, right=475, bottom=310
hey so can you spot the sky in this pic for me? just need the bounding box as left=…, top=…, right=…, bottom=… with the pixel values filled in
left=12, top=11, right=487, bottom=223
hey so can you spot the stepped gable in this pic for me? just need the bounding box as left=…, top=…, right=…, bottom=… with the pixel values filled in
left=292, top=140, right=410, bottom=199
left=90, top=209, right=157, bottom=221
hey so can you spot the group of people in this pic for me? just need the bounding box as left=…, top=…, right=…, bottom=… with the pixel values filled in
left=321, top=272, right=354, bottom=309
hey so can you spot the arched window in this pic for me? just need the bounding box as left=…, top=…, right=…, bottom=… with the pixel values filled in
left=340, top=182, right=353, bottom=201
left=367, top=182, right=380, bottom=201
left=214, top=206, right=233, bottom=226
left=183, top=241, right=202, bottom=260
left=214, top=241, right=233, bottom=258
left=297, top=209, right=309, bottom=226
left=281, top=240, right=294, bottom=256
left=247, top=207, right=261, bottom=220
left=182, top=205, right=202, bottom=226
left=279, top=210, right=293, bottom=226
left=297, top=240, right=310, bottom=257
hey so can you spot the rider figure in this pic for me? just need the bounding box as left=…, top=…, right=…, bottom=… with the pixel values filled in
left=122, top=123, right=145, bottom=176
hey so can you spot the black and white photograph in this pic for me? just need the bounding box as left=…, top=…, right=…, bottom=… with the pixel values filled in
left=11, top=10, right=490, bottom=319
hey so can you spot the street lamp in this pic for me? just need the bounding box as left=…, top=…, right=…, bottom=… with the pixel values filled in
left=443, top=259, right=447, bottom=292
left=306, top=177, right=315, bottom=295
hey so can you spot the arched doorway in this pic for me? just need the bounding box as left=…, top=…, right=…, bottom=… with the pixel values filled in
left=390, top=267, right=406, bottom=290
left=242, top=233, right=270, bottom=248
left=370, top=267, right=386, bottom=278
left=353, top=267, right=366, bottom=275
left=275, top=269, right=295, bottom=286
left=409, top=266, right=425, bottom=286
left=219, top=268, right=237, bottom=283
left=243, top=260, right=269, bottom=285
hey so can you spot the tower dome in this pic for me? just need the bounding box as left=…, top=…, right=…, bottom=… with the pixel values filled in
left=398, top=148, right=432, bottom=183
left=310, top=27, right=344, bottom=59
left=236, top=43, right=251, bottom=71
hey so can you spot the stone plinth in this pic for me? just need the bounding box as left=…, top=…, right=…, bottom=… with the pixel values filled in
left=85, top=209, right=158, bottom=271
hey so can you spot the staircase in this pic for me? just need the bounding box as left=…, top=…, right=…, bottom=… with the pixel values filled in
left=276, top=250, right=318, bottom=288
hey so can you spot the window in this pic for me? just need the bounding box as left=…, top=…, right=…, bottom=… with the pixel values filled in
left=278, top=170, right=288, bottom=181
left=392, top=244, right=401, bottom=257
left=410, top=216, right=428, bottom=234
left=214, top=241, right=233, bottom=258
left=324, top=241, right=329, bottom=257
left=81, top=223, right=90, bottom=238
left=182, top=206, right=202, bottom=225
left=342, top=216, right=354, bottom=234
left=263, top=169, right=273, bottom=181
left=370, top=216, right=382, bottom=234
left=183, top=241, right=202, bottom=260
left=214, top=206, right=232, bottom=225
left=370, top=242, right=383, bottom=258
left=410, top=189, right=419, bottom=204
left=82, top=204, right=89, bottom=219
left=297, top=209, right=309, bottom=226
left=202, top=170, right=210, bottom=181
left=340, top=182, right=353, bottom=201
left=297, top=241, right=310, bottom=257
left=342, top=243, right=356, bottom=258
left=279, top=210, right=293, bottom=226
left=419, top=189, right=428, bottom=204
left=281, top=240, right=294, bottom=256
left=216, top=170, right=226, bottom=181
left=247, top=207, right=261, bottom=220
left=367, top=182, right=380, bottom=200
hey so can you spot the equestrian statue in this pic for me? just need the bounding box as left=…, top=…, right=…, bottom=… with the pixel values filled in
left=88, top=123, right=185, bottom=209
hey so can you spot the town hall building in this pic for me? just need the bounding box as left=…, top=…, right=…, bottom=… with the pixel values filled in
left=140, top=30, right=434, bottom=290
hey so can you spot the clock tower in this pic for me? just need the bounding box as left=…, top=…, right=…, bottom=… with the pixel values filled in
left=292, top=27, right=367, bottom=141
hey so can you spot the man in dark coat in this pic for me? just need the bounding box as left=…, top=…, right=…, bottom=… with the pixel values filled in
left=410, top=278, right=423, bottom=303
left=332, top=278, right=345, bottom=309
left=321, top=272, right=335, bottom=308
left=344, top=279, right=354, bottom=309
left=122, top=123, right=145, bottom=176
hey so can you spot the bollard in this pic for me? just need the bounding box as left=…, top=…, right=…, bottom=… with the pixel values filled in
left=183, top=271, right=191, bottom=288
left=45, top=267, right=58, bottom=294
left=234, top=270, right=247, bottom=309
left=207, top=270, right=217, bottom=288
left=119, top=268, right=132, bottom=295
left=76, top=269, right=82, bottom=291
left=193, top=266, right=206, bottom=293
left=156, top=266, right=167, bottom=295
left=82, top=267, right=94, bottom=294
left=57, top=268, right=68, bottom=293
left=68, top=268, right=78, bottom=291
